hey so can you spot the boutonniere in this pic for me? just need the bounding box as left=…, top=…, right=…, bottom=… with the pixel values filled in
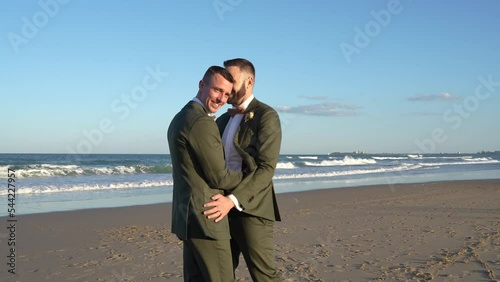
left=244, top=111, right=254, bottom=122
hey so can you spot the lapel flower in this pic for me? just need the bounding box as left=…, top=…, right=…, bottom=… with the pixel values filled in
left=244, top=111, right=254, bottom=122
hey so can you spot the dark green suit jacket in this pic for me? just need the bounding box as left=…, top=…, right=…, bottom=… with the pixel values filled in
left=217, top=98, right=282, bottom=222
left=168, top=101, right=254, bottom=240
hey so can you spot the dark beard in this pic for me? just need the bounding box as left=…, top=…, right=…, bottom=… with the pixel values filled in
left=228, top=82, right=246, bottom=105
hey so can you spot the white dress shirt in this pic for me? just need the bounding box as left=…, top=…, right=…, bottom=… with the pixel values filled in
left=222, top=95, right=254, bottom=211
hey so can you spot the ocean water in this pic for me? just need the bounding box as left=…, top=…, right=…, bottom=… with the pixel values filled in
left=1, top=152, right=499, bottom=216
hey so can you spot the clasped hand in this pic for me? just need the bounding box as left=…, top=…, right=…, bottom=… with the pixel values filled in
left=203, top=194, right=234, bottom=222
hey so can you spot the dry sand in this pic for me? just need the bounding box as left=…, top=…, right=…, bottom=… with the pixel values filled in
left=1, top=179, right=499, bottom=281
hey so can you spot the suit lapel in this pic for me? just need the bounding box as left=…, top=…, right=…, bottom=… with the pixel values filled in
left=237, top=98, right=259, bottom=144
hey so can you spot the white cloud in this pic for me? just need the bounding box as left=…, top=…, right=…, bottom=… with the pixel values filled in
left=276, top=102, right=360, bottom=116
left=408, top=92, right=462, bottom=101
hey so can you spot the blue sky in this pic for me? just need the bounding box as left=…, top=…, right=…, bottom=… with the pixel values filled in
left=1, top=0, right=499, bottom=154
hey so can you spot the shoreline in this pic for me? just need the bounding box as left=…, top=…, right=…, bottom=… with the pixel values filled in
left=8, top=174, right=500, bottom=216
left=1, top=179, right=499, bottom=281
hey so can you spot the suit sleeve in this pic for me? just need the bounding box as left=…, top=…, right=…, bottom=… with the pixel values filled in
left=230, top=109, right=282, bottom=209
left=189, top=117, right=243, bottom=189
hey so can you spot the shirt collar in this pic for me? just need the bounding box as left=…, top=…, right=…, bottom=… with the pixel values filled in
left=235, top=94, right=254, bottom=110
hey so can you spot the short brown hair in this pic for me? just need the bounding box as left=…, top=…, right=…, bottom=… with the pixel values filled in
left=202, top=65, right=235, bottom=84
left=224, top=58, right=255, bottom=78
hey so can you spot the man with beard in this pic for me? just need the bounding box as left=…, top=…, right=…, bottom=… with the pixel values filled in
left=203, top=58, right=282, bottom=281
left=168, top=65, right=256, bottom=281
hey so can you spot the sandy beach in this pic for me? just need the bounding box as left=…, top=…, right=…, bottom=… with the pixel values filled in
left=1, top=179, right=499, bottom=281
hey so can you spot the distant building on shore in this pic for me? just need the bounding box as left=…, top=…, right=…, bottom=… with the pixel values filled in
left=329, top=150, right=366, bottom=155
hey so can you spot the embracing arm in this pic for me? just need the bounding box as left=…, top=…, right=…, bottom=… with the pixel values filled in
left=230, top=109, right=282, bottom=209
left=190, top=118, right=243, bottom=189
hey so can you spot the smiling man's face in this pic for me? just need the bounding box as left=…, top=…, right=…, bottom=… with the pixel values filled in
left=198, top=73, right=233, bottom=114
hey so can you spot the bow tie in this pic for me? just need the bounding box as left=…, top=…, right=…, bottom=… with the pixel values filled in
left=228, top=107, right=245, bottom=117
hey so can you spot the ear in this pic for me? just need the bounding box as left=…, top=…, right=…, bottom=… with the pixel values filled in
left=247, top=76, right=254, bottom=89
left=199, top=79, right=204, bottom=90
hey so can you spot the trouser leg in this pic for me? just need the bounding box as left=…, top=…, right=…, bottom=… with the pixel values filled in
left=183, top=238, right=234, bottom=282
left=230, top=215, right=280, bottom=281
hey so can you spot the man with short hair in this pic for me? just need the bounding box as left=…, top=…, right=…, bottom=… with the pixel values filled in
left=204, top=59, right=282, bottom=281
left=168, top=65, right=255, bottom=281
